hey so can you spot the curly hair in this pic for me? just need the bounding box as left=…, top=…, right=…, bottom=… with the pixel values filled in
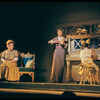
left=57, top=28, right=64, bottom=33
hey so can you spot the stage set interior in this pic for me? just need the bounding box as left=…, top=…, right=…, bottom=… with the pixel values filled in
left=0, top=2, right=100, bottom=99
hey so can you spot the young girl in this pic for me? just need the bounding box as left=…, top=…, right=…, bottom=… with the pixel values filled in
left=79, top=43, right=99, bottom=84
left=48, top=28, right=67, bottom=83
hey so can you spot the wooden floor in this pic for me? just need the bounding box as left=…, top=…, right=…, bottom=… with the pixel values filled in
left=0, top=82, right=100, bottom=99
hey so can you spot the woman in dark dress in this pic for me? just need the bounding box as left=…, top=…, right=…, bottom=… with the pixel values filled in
left=48, top=28, right=67, bottom=83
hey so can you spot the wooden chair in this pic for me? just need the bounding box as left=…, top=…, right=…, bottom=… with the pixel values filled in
left=78, top=58, right=97, bottom=85
left=78, top=63, right=95, bottom=85
left=18, top=52, right=35, bottom=82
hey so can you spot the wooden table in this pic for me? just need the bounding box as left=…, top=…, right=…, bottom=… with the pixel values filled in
left=65, top=55, right=100, bottom=82
left=66, top=55, right=81, bottom=82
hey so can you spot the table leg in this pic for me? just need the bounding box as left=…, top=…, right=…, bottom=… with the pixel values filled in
left=66, top=60, right=73, bottom=82
left=66, top=60, right=70, bottom=82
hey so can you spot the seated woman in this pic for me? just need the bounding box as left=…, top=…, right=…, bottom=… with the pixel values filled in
left=79, top=43, right=99, bottom=84
left=0, top=40, right=19, bottom=82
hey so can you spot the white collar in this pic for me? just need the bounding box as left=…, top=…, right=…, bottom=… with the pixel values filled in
left=84, top=48, right=88, bottom=50
left=58, top=36, right=63, bottom=39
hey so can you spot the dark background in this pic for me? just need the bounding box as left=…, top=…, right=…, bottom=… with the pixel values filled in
left=0, top=2, right=100, bottom=82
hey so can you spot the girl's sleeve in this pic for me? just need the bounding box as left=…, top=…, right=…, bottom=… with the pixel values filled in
left=64, top=37, right=68, bottom=48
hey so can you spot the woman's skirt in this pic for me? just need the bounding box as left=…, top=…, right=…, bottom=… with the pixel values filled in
left=0, top=62, right=19, bottom=81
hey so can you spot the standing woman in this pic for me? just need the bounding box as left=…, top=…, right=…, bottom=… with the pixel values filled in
left=0, top=40, right=19, bottom=82
left=48, top=28, right=67, bottom=83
